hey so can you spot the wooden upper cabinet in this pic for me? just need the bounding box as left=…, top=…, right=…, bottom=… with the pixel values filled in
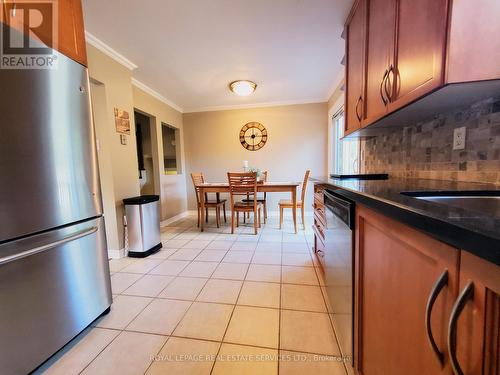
left=1, top=0, right=87, bottom=66
left=58, top=0, right=87, bottom=66
left=363, top=0, right=395, bottom=126
left=388, top=0, right=448, bottom=111
left=355, top=205, right=459, bottom=375
left=447, top=0, right=500, bottom=83
left=345, top=0, right=366, bottom=136
left=454, top=252, right=500, bottom=375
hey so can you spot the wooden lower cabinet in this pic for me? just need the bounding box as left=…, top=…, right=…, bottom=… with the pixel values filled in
left=455, top=252, right=500, bottom=375
left=355, top=205, right=459, bottom=375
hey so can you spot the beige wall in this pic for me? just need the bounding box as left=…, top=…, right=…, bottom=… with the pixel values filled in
left=87, top=44, right=140, bottom=252
left=183, top=103, right=328, bottom=213
left=132, top=86, right=187, bottom=220
left=87, top=44, right=187, bottom=255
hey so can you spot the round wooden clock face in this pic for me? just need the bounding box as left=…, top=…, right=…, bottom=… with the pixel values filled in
left=239, top=122, right=268, bottom=151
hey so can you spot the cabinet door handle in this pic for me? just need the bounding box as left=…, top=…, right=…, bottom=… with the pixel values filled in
left=384, top=65, right=394, bottom=102
left=355, top=96, right=363, bottom=122
left=448, top=281, right=474, bottom=375
left=425, top=269, right=448, bottom=366
left=379, top=69, right=389, bottom=105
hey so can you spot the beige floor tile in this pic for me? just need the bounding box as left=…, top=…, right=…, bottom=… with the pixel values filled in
left=149, top=260, right=190, bottom=276
left=212, top=262, right=249, bottom=280
left=182, top=239, right=212, bottom=249
left=215, top=233, right=238, bottom=241
left=222, top=251, right=254, bottom=263
left=197, top=279, right=242, bottom=304
left=282, top=242, right=310, bottom=253
left=279, top=351, right=347, bottom=375
left=326, top=285, right=351, bottom=313
left=158, top=277, right=208, bottom=300
left=195, top=250, right=227, bottom=262
left=96, top=295, right=152, bottom=330
left=281, top=284, right=327, bottom=312
left=82, top=331, right=166, bottom=375
left=173, top=302, right=233, bottom=341
left=121, top=258, right=164, bottom=274
left=236, top=234, right=260, bottom=242
left=280, top=310, right=340, bottom=355
left=147, top=337, right=220, bottom=375
left=110, top=273, right=142, bottom=294
left=123, top=275, right=174, bottom=297
left=251, top=252, right=282, bottom=265
left=259, top=234, right=282, bottom=243
left=230, top=242, right=257, bottom=251
left=37, top=328, right=119, bottom=375
left=224, top=306, right=279, bottom=348
left=212, top=343, right=278, bottom=375
left=255, top=242, right=282, bottom=252
left=237, top=281, right=281, bottom=308
left=109, top=258, right=136, bottom=273
left=206, top=240, right=234, bottom=250
left=180, top=261, right=219, bottom=277
left=196, top=232, right=219, bottom=240
left=246, top=264, right=281, bottom=283
left=174, top=232, right=200, bottom=240
left=168, top=248, right=203, bottom=261
left=148, top=249, right=176, bottom=259
left=281, top=266, right=319, bottom=285
left=164, top=239, right=191, bottom=248
left=282, top=234, right=308, bottom=243
left=282, top=252, right=313, bottom=267
left=330, top=313, right=352, bottom=359
left=126, top=298, right=191, bottom=335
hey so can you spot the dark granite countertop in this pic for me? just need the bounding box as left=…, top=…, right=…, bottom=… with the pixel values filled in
left=310, top=176, right=500, bottom=266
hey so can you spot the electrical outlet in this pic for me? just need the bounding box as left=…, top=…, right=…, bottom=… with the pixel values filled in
left=453, top=127, right=466, bottom=150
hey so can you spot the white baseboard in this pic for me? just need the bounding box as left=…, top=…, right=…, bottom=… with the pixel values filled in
left=108, top=248, right=126, bottom=259
left=161, top=211, right=193, bottom=226
left=159, top=209, right=314, bottom=227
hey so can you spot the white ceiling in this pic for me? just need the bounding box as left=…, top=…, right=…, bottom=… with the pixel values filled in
left=82, top=0, right=351, bottom=113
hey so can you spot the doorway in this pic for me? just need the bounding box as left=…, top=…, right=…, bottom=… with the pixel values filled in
left=134, top=111, right=157, bottom=195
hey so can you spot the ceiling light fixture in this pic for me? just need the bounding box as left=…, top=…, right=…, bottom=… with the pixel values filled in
left=229, top=80, right=257, bottom=96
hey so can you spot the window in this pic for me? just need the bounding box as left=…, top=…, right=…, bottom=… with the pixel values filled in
left=162, top=123, right=182, bottom=175
left=332, top=109, right=360, bottom=174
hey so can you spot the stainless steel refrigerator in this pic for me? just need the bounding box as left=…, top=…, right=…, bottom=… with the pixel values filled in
left=0, top=34, right=112, bottom=374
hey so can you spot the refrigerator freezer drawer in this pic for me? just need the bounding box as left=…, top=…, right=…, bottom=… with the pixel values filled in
left=0, top=216, right=112, bottom=375
left=0, top=42, right=102, bottom=242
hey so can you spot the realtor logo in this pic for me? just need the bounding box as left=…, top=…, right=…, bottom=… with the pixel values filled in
left=0, top=0, right=58, bottom=69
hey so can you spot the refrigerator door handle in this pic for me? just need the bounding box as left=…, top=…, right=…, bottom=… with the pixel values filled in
left=0, top=226, right=98, bottom=266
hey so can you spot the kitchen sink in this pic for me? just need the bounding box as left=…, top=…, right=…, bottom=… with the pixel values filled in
left=401, top=191, right=500, bottom=217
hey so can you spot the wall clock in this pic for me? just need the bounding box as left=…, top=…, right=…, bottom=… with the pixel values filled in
left=239, top=122, right=268, bottom=151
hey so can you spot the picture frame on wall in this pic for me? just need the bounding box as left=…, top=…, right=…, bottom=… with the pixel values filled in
left=114, top=108, right=131, bottom=134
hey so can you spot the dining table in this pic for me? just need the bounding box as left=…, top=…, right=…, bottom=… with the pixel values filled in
left=197, top=181, right=301, bottom=233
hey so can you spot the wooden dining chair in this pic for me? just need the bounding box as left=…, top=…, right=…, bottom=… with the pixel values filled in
left=242, top=170, right=268, bottom=224
left=227, top=172, right=263, bottom=235
left=279, top=170, right=310, bottom=230
left=191, top=172, right=227, bottom=228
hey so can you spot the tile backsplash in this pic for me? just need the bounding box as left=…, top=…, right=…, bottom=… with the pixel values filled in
left=360, top=97, right=500, bottom=185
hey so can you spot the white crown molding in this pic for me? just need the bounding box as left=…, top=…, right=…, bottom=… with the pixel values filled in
left=85, top=31, right=138, bottom=71
left=326, top=68, right=346, bottom=102
left=131, top=78, right=184, bottom=113
left=183, top=97, right=327, bottom=114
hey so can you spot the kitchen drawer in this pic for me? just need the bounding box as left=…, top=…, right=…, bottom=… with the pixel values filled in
left=314, top=210, right=326, bottom=230
left=313, top=221, right=325, bottom=243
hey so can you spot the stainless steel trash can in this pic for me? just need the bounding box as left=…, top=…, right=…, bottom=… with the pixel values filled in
left=123, top=195, right=162, bottom=257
